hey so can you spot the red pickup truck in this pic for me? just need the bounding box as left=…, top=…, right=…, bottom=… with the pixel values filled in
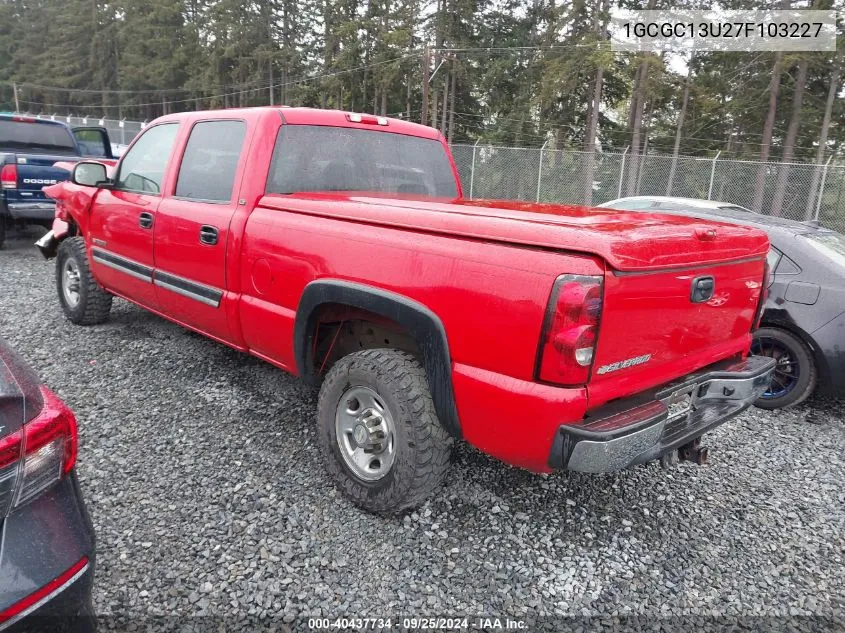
left=39, top=107, right=775, bottom=513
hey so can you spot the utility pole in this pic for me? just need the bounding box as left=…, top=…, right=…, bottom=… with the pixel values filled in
left=12, top=81, right=20, bottom=112
left=421, top=46, right=430, bottom=127
left=269, top=58, right=274, bottom=106
left=268, top=5, right=274, bottom=106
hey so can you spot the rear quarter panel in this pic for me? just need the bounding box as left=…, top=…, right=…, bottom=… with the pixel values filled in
left=238, top=201, right=604, bottom=380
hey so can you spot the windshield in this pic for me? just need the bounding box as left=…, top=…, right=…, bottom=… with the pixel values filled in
left=802, top=231, right=845, bottom=269
left=266, top=125, right=458, bottom=198
left=0, top=119, right=77, bottom=154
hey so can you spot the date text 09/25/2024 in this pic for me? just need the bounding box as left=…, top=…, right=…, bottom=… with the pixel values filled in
left=307, top=617, right=528, bottom=630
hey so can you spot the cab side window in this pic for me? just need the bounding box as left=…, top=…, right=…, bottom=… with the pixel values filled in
left=115, top=123, right=179, bottom=194
left=175, top=120, right=246, bottom=202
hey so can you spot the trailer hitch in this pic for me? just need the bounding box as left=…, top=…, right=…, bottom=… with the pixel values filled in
left=677, top=438, right=708, bottom=465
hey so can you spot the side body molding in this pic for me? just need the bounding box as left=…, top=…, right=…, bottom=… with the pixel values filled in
left=293, top=280, right=462, bottom=438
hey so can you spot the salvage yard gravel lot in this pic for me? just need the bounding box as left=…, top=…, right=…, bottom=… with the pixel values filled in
left=1, top=231, right=844, bottom=631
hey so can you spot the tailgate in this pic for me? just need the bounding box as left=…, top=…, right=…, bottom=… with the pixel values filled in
left=14, top=155, right=70, bottom=192
left=588, top=257, right=765, bottom=408
left=2, top=154, right=71, bottom=206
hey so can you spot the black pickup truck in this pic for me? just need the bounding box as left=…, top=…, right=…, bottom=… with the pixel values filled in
left=0, top=113, right=113, bottom=247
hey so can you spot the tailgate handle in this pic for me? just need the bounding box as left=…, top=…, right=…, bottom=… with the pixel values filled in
left=691, top=276, right=715, bottom=303
left=138, top=212, right=154, bottom=229
left=199, top=225, right=219, bottom=246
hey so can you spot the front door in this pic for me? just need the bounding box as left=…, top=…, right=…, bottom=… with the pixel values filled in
left=88, top=123, right=179, bottom=308
left=153, top=119, right=249, bottom=342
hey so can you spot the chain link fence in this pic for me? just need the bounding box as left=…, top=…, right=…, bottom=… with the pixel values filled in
left=452, top=144, right=845, bottom=234
left=24, top=114, right=845, bottom=233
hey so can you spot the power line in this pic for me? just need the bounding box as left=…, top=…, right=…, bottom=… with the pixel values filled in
left=15, top=54, right=418, bottom=111
left=1, top=76, right=273, bottom=95
left=2, top=43, right=625, bottom=98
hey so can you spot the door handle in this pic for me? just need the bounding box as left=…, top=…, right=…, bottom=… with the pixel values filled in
left=139, top=212, right=154, bottom=229
left=199, top=225, right=219, bottom=246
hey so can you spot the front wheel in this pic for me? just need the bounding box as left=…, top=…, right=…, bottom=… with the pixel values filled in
left=56, top=237, right=113, bottom=325
left=317, top=349, right=453, bottom=514
left=751, top=327, right=816, bottom=409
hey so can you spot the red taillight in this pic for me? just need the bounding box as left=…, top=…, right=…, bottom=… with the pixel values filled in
left=0, top=163, right=17, bottom=189
left=0, top=556, right=89, bottom=626
left=536, top=275, right=603, bottom=386
left=0, top=387, right=78, bottom=515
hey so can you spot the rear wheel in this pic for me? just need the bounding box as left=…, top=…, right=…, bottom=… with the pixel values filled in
left=56, top=237, right=112, bottom=325
left=317, top=349, right=453, bottom=514
left=751, top=327, right=816, bottom=409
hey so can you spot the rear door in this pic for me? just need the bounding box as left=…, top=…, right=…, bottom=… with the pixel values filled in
left=152, top=119, right=250, bottom=342
left=88, top=123, right=179, bottom=308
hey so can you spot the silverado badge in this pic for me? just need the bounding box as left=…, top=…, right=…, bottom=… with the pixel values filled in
left=596, top=354, right=652, bottom=375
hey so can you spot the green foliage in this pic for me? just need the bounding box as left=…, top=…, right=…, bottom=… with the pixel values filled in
left=0, top=0, right=841, bottom=161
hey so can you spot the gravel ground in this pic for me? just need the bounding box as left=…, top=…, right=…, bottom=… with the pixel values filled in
left=1, top=229, right=844, bottom=632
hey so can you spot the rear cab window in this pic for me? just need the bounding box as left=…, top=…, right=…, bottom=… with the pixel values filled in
left=266, top=125, right=458, bottom=198
left=0, top=119, right=76, bottom=154
left=175, top=120, right=247, bottom=203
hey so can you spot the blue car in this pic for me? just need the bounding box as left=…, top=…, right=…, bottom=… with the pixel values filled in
left=0, top=114, right=112, bottom=248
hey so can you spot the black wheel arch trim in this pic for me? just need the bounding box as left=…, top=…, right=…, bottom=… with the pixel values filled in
left=294, top=279, right=462, bottom=439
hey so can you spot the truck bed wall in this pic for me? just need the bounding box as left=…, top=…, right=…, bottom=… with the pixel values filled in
left=238, top=204, right=605, bottom=382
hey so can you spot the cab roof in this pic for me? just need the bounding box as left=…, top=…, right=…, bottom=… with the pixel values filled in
left=155, top=106, right=443, bottom=140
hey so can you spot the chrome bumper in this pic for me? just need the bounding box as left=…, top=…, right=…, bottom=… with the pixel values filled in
left=550, top=355, right=776, bottom=473
left=5, top=201, right=56, bottom=221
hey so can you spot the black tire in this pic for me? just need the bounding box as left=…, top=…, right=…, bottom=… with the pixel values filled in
left=56, top=237, right=112, bottom=325
left=317, top=348, right=453, bottom=514
left=752, top=326, right=816, bottom=410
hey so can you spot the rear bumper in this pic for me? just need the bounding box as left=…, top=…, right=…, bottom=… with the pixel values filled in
left=3, top=201, right=56, bottom=222
left=2, top=562, right=94, bottom=633
left=548, top=355, right=776, bottom=473
left=811, top=311, right=845, bottom=397
left=0, top=472, right=96, bottom=633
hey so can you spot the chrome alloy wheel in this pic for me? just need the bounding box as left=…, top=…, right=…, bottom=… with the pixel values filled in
left=62, top=257, right=82, bottom=308
left=335, top=386, right=396, bottom=481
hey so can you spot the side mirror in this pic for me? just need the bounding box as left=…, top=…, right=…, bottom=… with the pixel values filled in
left=71, top=161, right=108, bottom=187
